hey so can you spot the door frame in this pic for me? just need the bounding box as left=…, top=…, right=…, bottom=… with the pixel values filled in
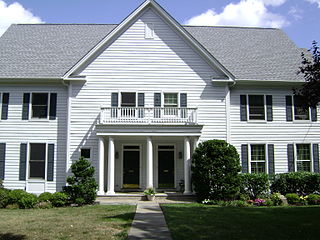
left=120, top=144, right=142, bottom=189
left=155, top=143, right=176, bottom=189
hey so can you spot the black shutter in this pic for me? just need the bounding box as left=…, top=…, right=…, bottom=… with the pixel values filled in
left=313, top=144, right=319, bottom=173
left=266, top=95, right=273, bottom=121
left=1, top=93, right=9, bottom=120
left=47, top=144, right=54, bottom=181
left=287, top=144, right=294, bottom=172
left=240, top=95, right=247, bottom=121
left=22, top=93, right=30, bottom=120
left=0, top=143, right=5, bottom=180
left=154, top=93, right=161, bottom=118
left=49, top=93, right=57, bottom=120
left=19, top=143, right=27, bottom=180
left=311, top=106, right=317, bottom=122
left=268, top=144, right=275, bottom=175
left=286, top=96, right=293, bottom=122
left=241, top=144, right=249, bottom=173
left=111, top=93, right=118, bottom=118
left=180, top=93, right=187, bottom=118
left=138, top=93, right=145, bottom=118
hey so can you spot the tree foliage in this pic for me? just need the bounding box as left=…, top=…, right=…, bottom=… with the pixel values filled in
left=63, top=157, right=98, bottom=205
left=192, top=140, right=241, bottom=201
left=294, top=41, right=320, bottom=107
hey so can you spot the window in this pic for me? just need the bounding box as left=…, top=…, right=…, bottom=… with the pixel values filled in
left=294, top=95, right=309, bottom=120
left=296, top=144, right=311, bottom=172
left=29, top=143, right=46, bottom=179
left=145, top=23, right=154, bottom=39
left=164, top=93, right=178, bottom=115
left=32, top=93, right=48, bottom=119
left=250, top=144, right=266, bottom=173
left=81, top=148, right=91, bottom=160
left=248, top=95, right=265, bottom=120
left=121, top=92, right=136, bottom=107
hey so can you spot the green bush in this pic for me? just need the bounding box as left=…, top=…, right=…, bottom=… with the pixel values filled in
left=270, top=192, right=283, bottom=206
left=63, top=157, right=98, bottom=205
left=50, top=192, right=68, bottom=207
left=8, top=189, right=38, bottom=209
left=192, top=140, right=241, bottom=201
left=38, top=192, right=53, bottom=202
left=240, top=173, right=270, bottom=199
left=271, top=172, right=320, bottom=195
left=6, top=204, right=19, bottom=209
left=307, top=194, right=320, bottom=205
left=0, top=188, right=10, bottom=208
left=285, top=193, right=300, bottom=205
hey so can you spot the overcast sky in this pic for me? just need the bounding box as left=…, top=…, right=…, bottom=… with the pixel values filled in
left=0, top=0, right=319, bottom=48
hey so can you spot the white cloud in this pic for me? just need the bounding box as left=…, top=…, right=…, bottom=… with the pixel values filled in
left=288, top=6, right=303, bottom=21
left=185, top=0, right=289, bottom=28
left=0, top=1, right=43, bottom=36
left=306, top=0, right=320, bottom=8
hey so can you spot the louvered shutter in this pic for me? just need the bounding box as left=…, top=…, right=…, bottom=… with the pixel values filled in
left=22, top=93, right=30, bottom=120
left=266, top=95, right=273, bottom=121
left=313, top=144, right=319, bottom=173
left=154, top=93, right=161, bottom=118
left=287, top=144, right=294, bottom=172
left=311, top=106, right=317, bottom=122
left=19, top=143, right=27, bottom=180
left=111, top=93, right=118, bottom=118
left=268, top=144, right=275, bottom=175
left=240, top=95, right=247, bottom=121
left=241, top=144, right=249, bottom=173
left=1, top=93, right=9, bottom=120
left=180, top=93, right=187, bottom=118
left=49, top=93, right=57, bottom=120
left=286, top=96, right=293, bottom=121
left=138, top=93, right=145, bottom=118
left=0, top=143, right=6, bottom=180
left=47, top=144, right=54, bottom=181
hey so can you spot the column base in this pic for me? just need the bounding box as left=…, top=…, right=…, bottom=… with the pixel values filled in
left=106, top=191, right=115, bottom=195
left=97, top=191, right=105, bottom=196
left=183, top=191, right=192, bottom=195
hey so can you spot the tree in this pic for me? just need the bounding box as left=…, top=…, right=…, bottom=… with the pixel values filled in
left=63, top=157, right=98, bottom=205
left=192, top=140, right=241, bottom=202
left=294, top=41, right=320, bottom=107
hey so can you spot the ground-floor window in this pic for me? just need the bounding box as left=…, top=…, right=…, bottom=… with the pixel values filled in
left=296, top=144, right=311, bottom=172
left=29, top=143, right=46, bottom=179
left=250, top=144, right=266, bottom=173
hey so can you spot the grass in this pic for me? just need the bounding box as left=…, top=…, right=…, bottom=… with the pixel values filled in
left=162, top=204, right=320, bottom=240
left=0, top=205, right=135, bottom=240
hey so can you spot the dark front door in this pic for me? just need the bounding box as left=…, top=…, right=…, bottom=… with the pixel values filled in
left=158, top=146, right=174, bottom=188
left=123, top=149, right=140, bottom=189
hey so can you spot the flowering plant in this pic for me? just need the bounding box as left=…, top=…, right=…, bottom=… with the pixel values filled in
left=254, top=198, right=266, bottom=206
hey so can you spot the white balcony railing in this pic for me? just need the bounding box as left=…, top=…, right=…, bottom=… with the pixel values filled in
left=100, top=107, right=197, bottom=124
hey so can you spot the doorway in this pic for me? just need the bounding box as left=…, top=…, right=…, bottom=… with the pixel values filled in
left=158, top=145, right=175, bottom=189
left=122, top=145, right=140, bottom=189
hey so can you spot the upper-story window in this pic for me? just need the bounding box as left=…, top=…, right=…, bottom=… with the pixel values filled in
left=32, top=93, right=49, bottom=118
left=293, top=95, right=309, bottom=120
left=164, top=93, right=178, bottom=116
left=248, top=95, right=265, bottom=120
left=121, top=92, right=136, bottom=107
left=296, top=144, right=311, bottom=172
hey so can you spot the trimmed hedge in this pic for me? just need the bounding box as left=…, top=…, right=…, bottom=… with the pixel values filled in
left=0, top=188, right=10, bottom=208
left=8, top=190, right=38, bottom=209
left=240, top=173, right=270, bottom=199
left=271, top=172, right=320, bottom=195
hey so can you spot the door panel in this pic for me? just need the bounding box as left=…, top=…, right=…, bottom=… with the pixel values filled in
left=158, top=150, right=174, bottom=188
left=123, top=150, right=139, bottom=189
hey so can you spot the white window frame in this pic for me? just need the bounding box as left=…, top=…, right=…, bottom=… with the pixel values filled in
left=294, top=143, right=313, bottom=172
left=30, top=92, right=52, bottom=120
left=162, top=92, right=180, bottom=116
left=28, top=142, right=48, bottom=180
left=80, top=147, right=92, bottom=161
left=246, top=94, right=267, bottom=122
left=248, top=144, right=268, bottom=174
left=292, top=95, right=311, bottom=121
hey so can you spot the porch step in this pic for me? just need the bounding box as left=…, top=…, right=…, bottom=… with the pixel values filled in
left=96, top=192, right=196, bottom=204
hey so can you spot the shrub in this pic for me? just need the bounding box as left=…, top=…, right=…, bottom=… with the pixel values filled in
left=240, top=173, right=270, bottom=199
left=8, top=190, right=38, bottom=209
left=192, top=140, right=241, bottom=201
left=50, top=192, right=68, bottom=207
left=6, top=204, right=19, bottom=209
left=285, top=193, right=300, bottom=205
left=271, top=172, right=320, bottom=195
left=63, top=157, right=98, bottom=205
left=35, top=201, right=53, bottom=209
left=0, top=188, right=10, bottom=208
left=306, top=194, right=320, bottom=205
left=0, top=180, right=3, bottom=188
left=264, top=199, right=274, bottom=207
left=38, top=192, right=53, bottom=202
left=270, top=192, right=283, bottom=206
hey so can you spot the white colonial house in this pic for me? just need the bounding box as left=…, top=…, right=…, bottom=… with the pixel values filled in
left=0, top=0, right=319, bottom=195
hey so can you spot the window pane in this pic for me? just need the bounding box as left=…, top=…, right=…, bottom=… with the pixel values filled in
left=30, top=143, right=46, bottom=160
left=294, top=96, right=309, bottom=120
left=32, top=93, right=48, bottom=118
left=121, top=93, right=136, bottom=107
left=81, top=148, right=91, bottom=159
left=249, top=95, right=265, bottom=120
left=297, top=161, right=311, bottom=172
left=251, top=162, right=266, bottom=174
left=251, top=145, right=265, bottom=161
left=164, top=93, right=178, bottom=106
left=29, top=161, right=45, bottom=178
left=296, top=144, right=310, bottom=160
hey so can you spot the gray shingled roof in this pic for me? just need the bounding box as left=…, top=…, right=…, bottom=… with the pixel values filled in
left=0, top=24, right=304, bottom=81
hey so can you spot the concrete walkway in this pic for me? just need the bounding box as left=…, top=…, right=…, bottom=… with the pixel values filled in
left=127, top=202, right=172, bottom=240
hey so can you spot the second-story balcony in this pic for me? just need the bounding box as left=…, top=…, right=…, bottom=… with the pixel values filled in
left=100, top=107, right=198, bottom=125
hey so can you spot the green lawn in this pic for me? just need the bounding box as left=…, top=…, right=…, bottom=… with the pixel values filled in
left=162, top=204, right=320, bottom=240
left=0, top=205, right=135, bottom=240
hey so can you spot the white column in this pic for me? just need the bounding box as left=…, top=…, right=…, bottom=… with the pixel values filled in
left=98, top=137, right=105, bottom=195
left=184, top=137, right=192, bottom=195
left=146, top=137, right=153, bottom=188
left=193, top=138, right=199, bottom=152
left=107, top=137, right=115, bottom=195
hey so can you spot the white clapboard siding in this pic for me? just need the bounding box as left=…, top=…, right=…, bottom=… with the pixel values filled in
left=0, top=84, right=67, bottom=192
left=230, top=85, right=320, bottom=173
